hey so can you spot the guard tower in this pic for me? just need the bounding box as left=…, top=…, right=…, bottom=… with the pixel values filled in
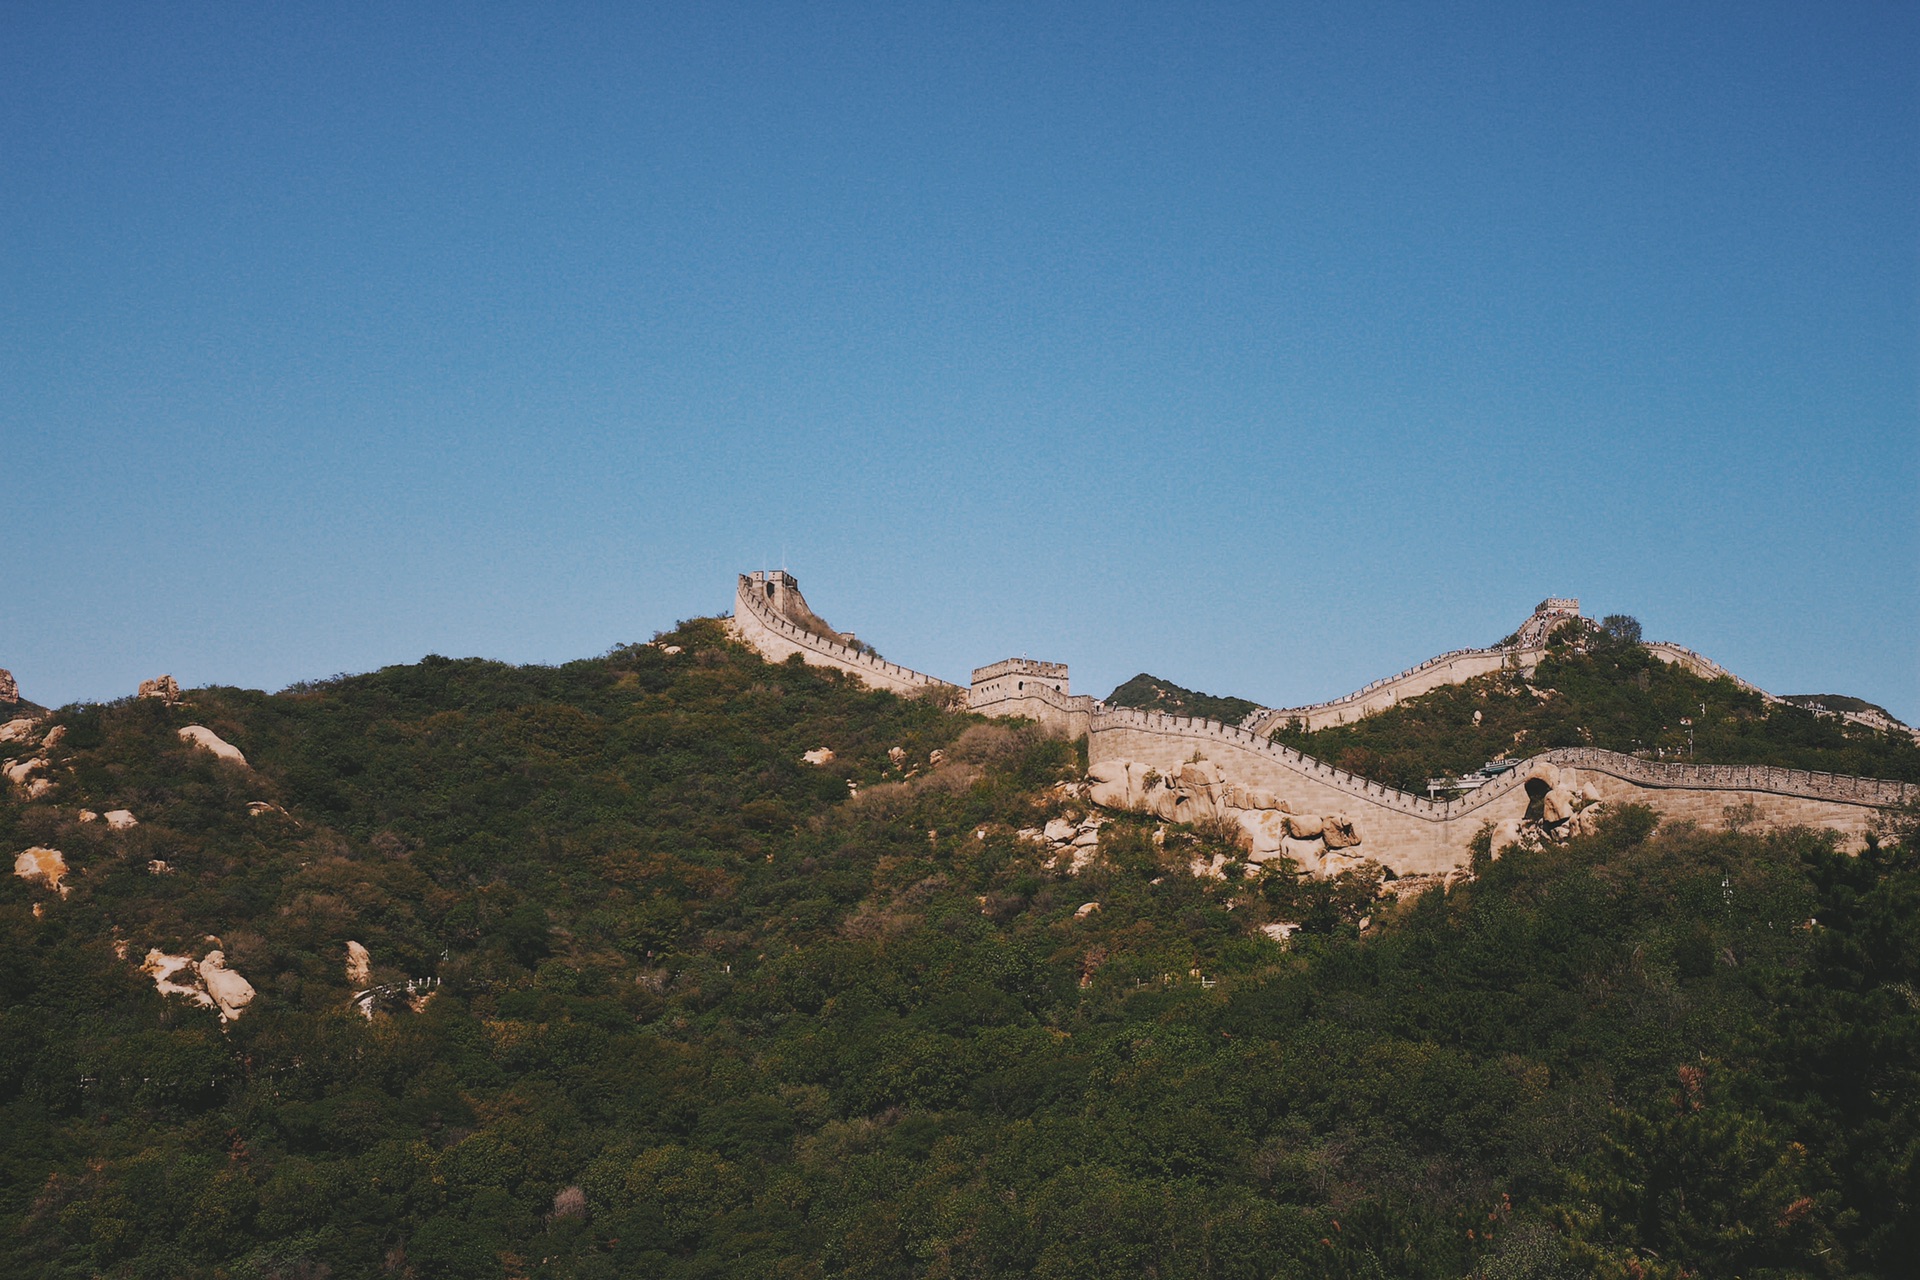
left=1512, top=597, right=1581, bottom=648
left=970, top=658, right=1070, bottom=707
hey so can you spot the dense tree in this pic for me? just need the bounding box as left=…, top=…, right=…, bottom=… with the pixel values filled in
left=0, top=624, right=1911, bottom=1277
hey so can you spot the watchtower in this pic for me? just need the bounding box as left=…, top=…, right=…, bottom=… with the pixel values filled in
left=1513, top=597, right=1581, bottom=648
left=970, top=658, right=1070, bottom=705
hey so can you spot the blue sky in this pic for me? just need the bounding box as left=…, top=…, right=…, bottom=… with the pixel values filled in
left=4, top=3, right=1916, bottom=719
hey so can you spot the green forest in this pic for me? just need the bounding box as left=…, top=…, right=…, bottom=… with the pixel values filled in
left=3, top=622, right=1916, bottom=1278
left=1106, top=674, right=1259, bottom=726
left=1270, top=636, right=1920, bottom=796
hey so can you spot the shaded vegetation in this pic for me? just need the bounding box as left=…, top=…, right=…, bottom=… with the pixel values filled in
left=1, top=624, right=1915, bottom=1277
left=1107, top=674, right=1258, bottom=726
left=1272, top=636, right=1920, bottom=795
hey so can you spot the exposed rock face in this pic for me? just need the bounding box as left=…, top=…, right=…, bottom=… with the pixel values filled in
left=1086, top=757, right=1367, bottom=877
left=346, top=941, right=372, bottom=985
left=198, top=951, right=256, bottom=1022
left=14, top=846, right=70, bottom=896
left=142, top=950, right=210, bottom=1007
left=1283, top=813, right=1324, bottom=840
left=1322, top=814, right=1362, bottom=850
left=104, top=809, right=138, bottom=830
left=1235, top=809, right=1289, bottom=858
left=0, top=718, right=36, bottom=744
left=0, top=669, right=17, bottom=703
left=177, top=725, right=247, bottom=766
left=40, top=725, right=64, bottom=751
left=139, top=675, right=181, bottom=703
left=801, top=747, right=835, bottom=766
left=141, top=947, right=256, bottom=1022
left=5, top=757, right=46, bottom=787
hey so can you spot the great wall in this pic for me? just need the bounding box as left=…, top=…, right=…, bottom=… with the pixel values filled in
left=730, top=570, right=1916, bottom=877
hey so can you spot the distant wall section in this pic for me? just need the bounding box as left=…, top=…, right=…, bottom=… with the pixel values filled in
left=729, top=572, right=959, bottom=697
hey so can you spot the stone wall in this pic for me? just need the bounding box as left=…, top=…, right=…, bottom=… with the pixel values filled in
left=1244, top=646, right=1539, bottom=734
left=729, top=568, right=1914, bottom=878
left=728, top=574, right=959, bottom=697
left=1243, top=636, right=1912, bottom=740
left=1085, top=708, right=1912, bottom=874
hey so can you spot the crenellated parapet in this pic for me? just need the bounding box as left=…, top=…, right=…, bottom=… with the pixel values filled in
left=728, top=569, right=1913, bottom=876
left=728, top=572, right=959, bottom=697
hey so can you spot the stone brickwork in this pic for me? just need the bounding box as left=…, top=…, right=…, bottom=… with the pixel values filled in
left=728, top=572, right=959, bottom=698
left=727, top=569, right=1914, bottom=876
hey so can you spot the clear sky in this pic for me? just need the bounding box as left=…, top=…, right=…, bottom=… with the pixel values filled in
left=5, top=3, right=1916, bottom=720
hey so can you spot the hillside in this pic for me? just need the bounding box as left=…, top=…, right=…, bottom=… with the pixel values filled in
left=1270, top=636, right=1920, bottom=796
left=4, top=622, right=1918, bottom=1278
left=1106, top=673, right=1258, bottom=725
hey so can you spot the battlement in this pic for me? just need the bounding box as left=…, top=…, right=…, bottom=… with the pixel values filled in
left=970, top=658, right=1070, bottom=709
left=725, top=568, right=1911, bottom=873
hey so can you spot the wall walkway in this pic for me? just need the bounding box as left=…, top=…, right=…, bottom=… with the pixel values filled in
left=728, top=569, right=1914, bottom=876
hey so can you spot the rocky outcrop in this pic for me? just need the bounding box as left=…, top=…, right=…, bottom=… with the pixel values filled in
left=198, top=951, right=257, bottom=1021
left=104, top=809, right=138, bottom=830
left=5, top=757, right=46, bottom=787
left=0, top=717, right=37, bottom=744
left=346, top=941, right=372, bottom=985
left=0, top=669, right=17, bottom=703
left=177, top=725, right=247, bottom=766
left=141, top=946, right=256, bottom=1023
left=139, top=675, right=181, bottom=703
left=1086, top=756, right=1367, bottom=876
left=14, top=846, right=70, bottom=896
left=801, top=747, right=835, bottom=766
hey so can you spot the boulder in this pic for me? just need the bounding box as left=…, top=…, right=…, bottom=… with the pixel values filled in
left=104, top=809, right=138, bottom=830
left=1578, top=781, right=1604, bottom=807
left=1487, top=818, right=1524, bottom=858
left=138, top=675, right=181, bottom=703
left=25, top=777, right=53, bottom=799
left=1541, top=786, right=1578, bottom=825
left=14, top=846, right=69, bottom=895
left=1283, top=813, right=1324, bottom=840
left=0, top=717, right=36, bottom=744
left=147, top=860, right=173, bottom=875
left=801, top=747, right=835, bottom=766
left=40, top=725, right=64, bottom=751
left=1175, top=761, right=1227, bottom=818
left=1074, top=902, right=1101, bottom=919
left=887, top=746, right=907, bottom=767
left=178, top=726, right=247, bottom=766
left=1235, top=809, right=1288, bottom=857
left=1087, top=759, right=1136, bottom=810
left=346, top=941, right=372, bottom=985
left=198, top=951, right=256, bottom=1022
left=1260, top=922, right=1300, bottom=944
left=0, top=669, right=17, bottom=703
left=4, top=757, right=45, bottom=786
left=1043, top=818, right=1077, bottom=844
left=1239, top=788, right=1290, bottom=812
left=78, top=810, right=98, bottom=823
left=1321, top=814, right=1362, bottom=850
left=142, top=950, right=213, bottom=1007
